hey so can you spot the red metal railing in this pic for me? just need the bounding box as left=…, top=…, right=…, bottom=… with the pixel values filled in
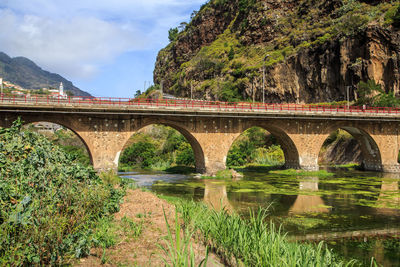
left=1, top=94, right=400, bottom=114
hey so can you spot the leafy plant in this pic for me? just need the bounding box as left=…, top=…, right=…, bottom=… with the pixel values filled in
left=120, top=141, right=157, bottom=168
left=119, top=125, right=196, bottom=171
left=176, top=143, right=195, bottom=166
left=0, top=119, right=125, bottom=265
left=355, top=80, right=400, bottom=107
left=168, top=27, right=179, bottom=42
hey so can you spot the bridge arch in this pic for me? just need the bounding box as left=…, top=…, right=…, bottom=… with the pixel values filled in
left=118, top=120, right=206, bottom=173
left=319, top=124, right=382, bottom=171
left=226, top=124, right=300, bottom=169
left=22, top=119, right=94, bottom=166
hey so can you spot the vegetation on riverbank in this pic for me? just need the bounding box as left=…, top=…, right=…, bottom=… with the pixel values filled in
left=119, top=125, right=195, bottom=171
left=0, top=120, right=126, bottom=265
left=25, top=124, right=91, bottom=166
left=171, top=200, right=360, bottom=266
left=227, top=127, right=284, bottom=167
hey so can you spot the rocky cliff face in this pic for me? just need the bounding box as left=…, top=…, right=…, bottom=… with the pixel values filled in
left=154, top=0, right=400, bottom=103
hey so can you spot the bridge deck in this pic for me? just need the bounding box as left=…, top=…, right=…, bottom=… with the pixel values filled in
left=1, top=95, right=400, bottom=121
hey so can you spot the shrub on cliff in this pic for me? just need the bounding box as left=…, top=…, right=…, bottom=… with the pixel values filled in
left=356, top=80, right=400, bottom=107
left=0, top=119, right=124, bottom=265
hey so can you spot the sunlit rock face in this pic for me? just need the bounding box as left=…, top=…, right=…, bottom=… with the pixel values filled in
left=154, top=0, right=400, bottom=103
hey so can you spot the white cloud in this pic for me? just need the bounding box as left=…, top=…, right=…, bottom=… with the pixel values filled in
left=0, top=0, right=204, bottom=79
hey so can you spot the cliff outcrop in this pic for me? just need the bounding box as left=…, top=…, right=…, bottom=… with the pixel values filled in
left=154, top=0, right=400, bottom=103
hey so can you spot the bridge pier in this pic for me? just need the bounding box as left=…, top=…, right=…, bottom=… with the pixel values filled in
left=285, top=131, right=327, bottom=172
left=192, top=131, right=240, bottom=175
left=76, top=127, right=132, bottom=173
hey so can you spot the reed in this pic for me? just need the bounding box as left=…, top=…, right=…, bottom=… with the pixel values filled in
left=158, top=208, right=208, bottom=267
left=176, top=201, right=363, bottom=267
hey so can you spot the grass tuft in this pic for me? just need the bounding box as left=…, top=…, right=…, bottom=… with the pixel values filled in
left=158, top=208, right=208, bottom=266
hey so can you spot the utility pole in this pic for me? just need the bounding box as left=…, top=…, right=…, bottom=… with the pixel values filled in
left=191, top=81, right=193, bottom=100
left=252, top=81, right=255, bottom=103
left=262, top=54, right=270, bottom=104
left=0, top=77, right=3, bottom=95
left=346, top=86, right=350, bottom=109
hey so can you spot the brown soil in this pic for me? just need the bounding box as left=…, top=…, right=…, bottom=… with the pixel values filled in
left=77, top=189, right=223, bottom=266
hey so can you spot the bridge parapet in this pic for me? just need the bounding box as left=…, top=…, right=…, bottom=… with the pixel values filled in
left=3, top=95, right=400, bottom=118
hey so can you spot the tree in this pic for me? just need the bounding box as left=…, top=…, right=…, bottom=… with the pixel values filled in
left=355, top=80, right=378, bottom=106
left=175, top=143, right=195, bottom=166
left=120, top=141, right=157, bottom=168
left=178, top=22, right=188, bottom=31
left=356, top=80, right=400, bottom=107
left=168, top=27, right=179, bottom=42
left=134, top=90, right=141, bottom=98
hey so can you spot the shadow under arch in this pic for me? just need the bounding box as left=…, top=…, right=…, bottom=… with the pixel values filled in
left=119, top=121, right=206, bottom=173
left=22, top=119, right=94, bottom=166
left=229, top=124, right=300, bottom=169
left=320, top=124, right=382, bottom=171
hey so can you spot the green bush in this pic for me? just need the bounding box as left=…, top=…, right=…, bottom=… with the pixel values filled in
left=176, top=143, right=195, bottom=166
left=168, top=27, right=179, bottom=42
left=253, top=145, right=284, bottom=166
left=60, top=145, right=91, bottom=166
left=120, top=141, right=157, bottom=168
left=356, top=80, right=400, bottom=107
left=0, top=119, right=124, bottom=265
left=226, top=127, right=281, bottom=167
left=120, top=125, right=196, bottom=170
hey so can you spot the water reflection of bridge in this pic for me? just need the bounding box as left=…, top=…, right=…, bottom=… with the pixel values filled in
left=202, top=174, right=400, bottom=217
left=289, top=177, right=330, bottom=214
left=203, top=180, right=233, bottom=212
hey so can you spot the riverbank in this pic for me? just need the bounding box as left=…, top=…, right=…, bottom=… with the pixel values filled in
left=77, top=189, right=221, bottom=266
left=77, top=187, right=362, bottom=267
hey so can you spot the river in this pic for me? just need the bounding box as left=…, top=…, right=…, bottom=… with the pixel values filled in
left=119, top=169, right=400, bottom=266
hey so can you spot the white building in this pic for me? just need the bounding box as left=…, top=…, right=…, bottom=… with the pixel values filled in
left=51, top=82, right=68, bottom=98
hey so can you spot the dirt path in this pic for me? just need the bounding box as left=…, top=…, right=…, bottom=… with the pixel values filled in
left=78, top=189, right=222, bottom=266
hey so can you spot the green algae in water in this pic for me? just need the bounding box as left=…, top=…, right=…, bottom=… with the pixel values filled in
left=270, top=169, right=334, bottom=177
left=121, top=169, right=400, bottom=267
left=282, top=216, right=329, bottom=231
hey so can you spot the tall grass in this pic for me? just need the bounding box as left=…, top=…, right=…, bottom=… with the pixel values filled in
left=158, top=209, right=208, bottom=267
left=176, top=201, right=362, bottom=267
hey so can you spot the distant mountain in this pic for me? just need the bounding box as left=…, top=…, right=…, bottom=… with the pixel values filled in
left=0, top=52, right=90, bottom=96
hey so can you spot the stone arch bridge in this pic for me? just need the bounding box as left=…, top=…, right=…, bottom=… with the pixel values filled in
left=1, top=96, right=400, bottom=174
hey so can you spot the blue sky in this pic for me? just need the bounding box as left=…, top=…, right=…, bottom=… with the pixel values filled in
left=0, top=0, right=205, bottom=97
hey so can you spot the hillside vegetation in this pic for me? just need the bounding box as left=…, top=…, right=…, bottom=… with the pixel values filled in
left=154, top=0, right=400, bottom=103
